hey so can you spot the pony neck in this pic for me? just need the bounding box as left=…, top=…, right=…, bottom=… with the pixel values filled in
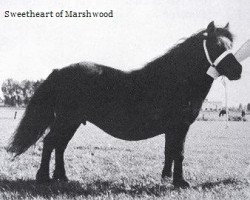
left=134, top=35, right=214, bottom=99
left=144, top=36, right=211, bottom=80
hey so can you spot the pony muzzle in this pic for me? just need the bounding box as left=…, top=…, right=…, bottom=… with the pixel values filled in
left=216, top=53, right=242, bottom=80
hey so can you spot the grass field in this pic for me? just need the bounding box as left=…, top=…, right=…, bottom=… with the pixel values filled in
left=0, top=107, right=249, bottom=199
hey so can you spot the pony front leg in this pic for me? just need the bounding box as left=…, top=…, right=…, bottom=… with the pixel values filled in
left=172, top=140, right=189, bottom=188
left=173, top=125, right=189, bottom=188
left=162, top=134, right=174, bottom=179
left=162, top=126, right=189, bottom=188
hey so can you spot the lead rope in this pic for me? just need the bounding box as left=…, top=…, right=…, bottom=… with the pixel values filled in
left=222, top=76, right=229, bottom=128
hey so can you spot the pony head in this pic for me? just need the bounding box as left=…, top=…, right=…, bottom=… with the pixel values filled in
left=204, top=21, right=242, bottom=80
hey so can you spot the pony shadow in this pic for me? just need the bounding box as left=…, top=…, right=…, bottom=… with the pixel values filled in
left=192, top=178, right=243, bottom=190
left=0, top=178, right=244, bottom=198
left=0, top=179, right=87, bottom=198
left=0, top=178, right=174, bottom=198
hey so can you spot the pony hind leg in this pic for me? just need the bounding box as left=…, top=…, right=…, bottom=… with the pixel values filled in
left=36, top=128, right=57, bottom=183
left=36, top=116, right=80, bottom=183
left=53, top=122, right=80, bottom=181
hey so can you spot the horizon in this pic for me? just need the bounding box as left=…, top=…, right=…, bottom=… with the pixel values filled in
left=0, top=0, right=250, bottom=106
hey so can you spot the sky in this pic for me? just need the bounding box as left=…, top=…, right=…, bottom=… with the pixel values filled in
left=0, top=0, right=250, bottom=106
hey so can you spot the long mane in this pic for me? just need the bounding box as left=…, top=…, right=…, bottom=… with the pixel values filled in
left=145, top=30, right=206, bottom=73
left=129, top=30, right=208, bottom=88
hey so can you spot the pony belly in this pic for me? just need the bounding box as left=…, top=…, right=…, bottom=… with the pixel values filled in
left=95, top=125, right=163, bottom=141
left=88, top=117, right=164, bottom=141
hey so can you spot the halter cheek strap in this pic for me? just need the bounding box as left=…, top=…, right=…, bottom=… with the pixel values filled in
left=203, top=40, right=231, bottom=79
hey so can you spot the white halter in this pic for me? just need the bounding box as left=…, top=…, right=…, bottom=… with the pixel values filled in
left=203, top=40, right=232, bottom=79
left=204, top=39, right=232, bottom=128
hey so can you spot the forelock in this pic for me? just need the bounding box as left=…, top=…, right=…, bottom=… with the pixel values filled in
left=218, top=36, right=233, bottom=50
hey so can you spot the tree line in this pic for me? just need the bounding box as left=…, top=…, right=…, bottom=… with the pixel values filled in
left=1, top=79, right=43, bottom=107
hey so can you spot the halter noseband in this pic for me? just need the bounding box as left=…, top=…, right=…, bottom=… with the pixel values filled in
left=203, top=39, right=231, bottom=79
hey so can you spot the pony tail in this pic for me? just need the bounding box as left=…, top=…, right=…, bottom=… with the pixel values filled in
left=6, top=69, right=59, bottom=156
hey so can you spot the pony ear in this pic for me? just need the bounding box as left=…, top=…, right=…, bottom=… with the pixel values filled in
left=207, top=21, right=216, bottom=34
left=224, top=22, right=229, bottom=30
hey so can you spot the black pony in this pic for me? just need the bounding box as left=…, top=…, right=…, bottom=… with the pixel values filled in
left=7, top=22, right=242, bottom=188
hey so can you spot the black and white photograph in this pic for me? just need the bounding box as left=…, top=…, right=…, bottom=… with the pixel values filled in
left=0, top=0, right=250, bottom=199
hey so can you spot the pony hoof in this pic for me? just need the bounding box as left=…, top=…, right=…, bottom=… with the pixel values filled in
left=173, top=179, right=190, bottom=188
left=161, top=170, right=172, bottom=184
left=161, top=176, right=172, bottom=184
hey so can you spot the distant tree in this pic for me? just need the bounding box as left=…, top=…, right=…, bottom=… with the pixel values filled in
left=247, top=103, right=250, bottom=111
left=21, top=79, right=44, bottom=105
left=21, top=80, right=34, bottom=105
left=1, top=79, right=22, bottom=106
left=1, top=79, right=44, bottom=106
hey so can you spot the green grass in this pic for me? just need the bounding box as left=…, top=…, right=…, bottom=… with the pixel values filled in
left=0, top=108, right=249, bottom=199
